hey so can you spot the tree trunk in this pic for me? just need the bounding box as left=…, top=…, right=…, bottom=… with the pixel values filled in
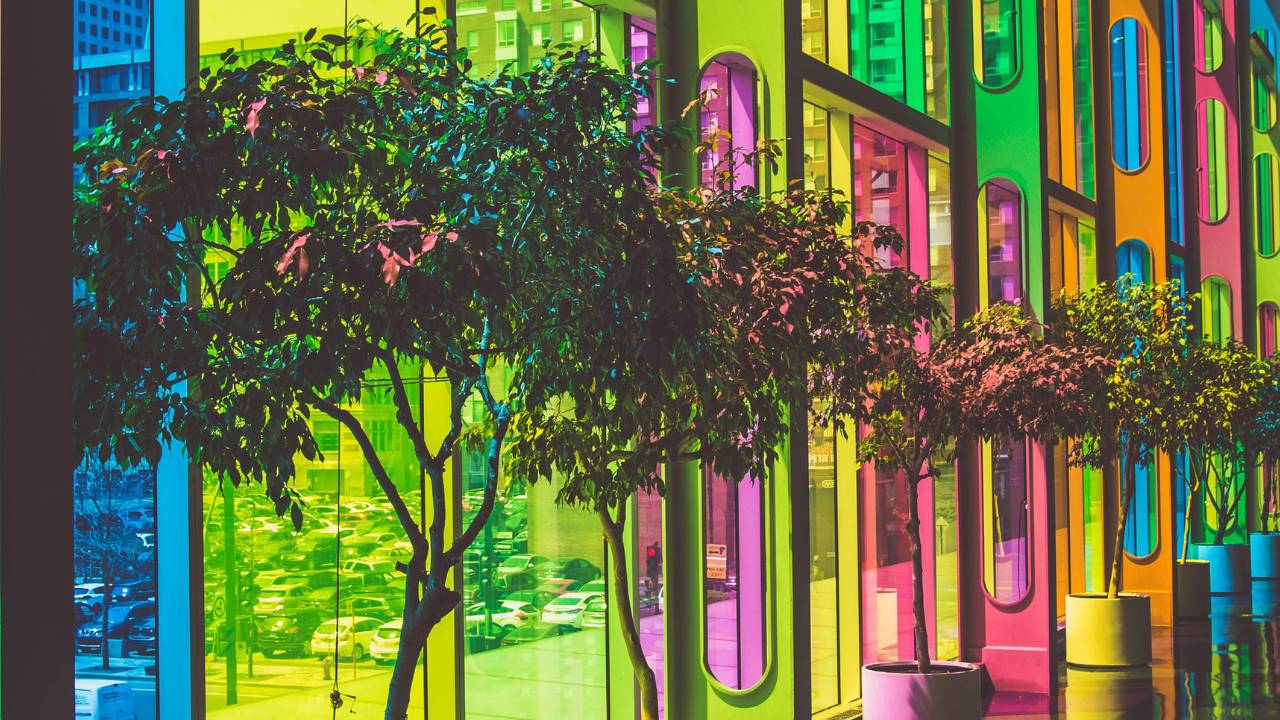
left=1180, top=457, right=1200, bottom=564
left=1107, top=452, right=1136, bottom=600
left=599, top=505, right=660, bottom=720
left=906, top=474, right=932, bottom=674
left=100, top=583, right=112, bottom=670
left=383, top=586, right=459, bottom=720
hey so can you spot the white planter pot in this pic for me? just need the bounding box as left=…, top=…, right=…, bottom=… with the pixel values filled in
left=860, top=661, right=981, bottom=720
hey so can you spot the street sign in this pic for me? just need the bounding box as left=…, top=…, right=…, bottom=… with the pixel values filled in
left=706, top=543, right=727, bottom=580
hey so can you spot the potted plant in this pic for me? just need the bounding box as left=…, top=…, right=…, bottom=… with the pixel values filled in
left=1046, top=279, right=1193, bottom=667
left=816, top=299, right=1094, bottom=720
left=1187, top=342, right=1267, bottom=596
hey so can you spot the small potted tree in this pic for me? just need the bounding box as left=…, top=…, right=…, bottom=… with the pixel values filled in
left=817, top=300, right=1094, bottom=720
left=1188, top=341, right=1267, bottom=595
left=1047, top=279, right=1192, bottom=667
left=1246, top=355, right=1280, bottom=596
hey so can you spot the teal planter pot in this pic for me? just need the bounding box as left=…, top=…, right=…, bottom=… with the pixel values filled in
left=1192, top=544, right=1250, bottom=594
left=1249, top=532, right=1280, bottom=580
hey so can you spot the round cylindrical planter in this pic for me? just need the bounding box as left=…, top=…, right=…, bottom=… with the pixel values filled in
left=1065, top=593, right=1152, bottom=668
left=1193, top=543, right=1250, bottom=594
left=861, top=661, right=981, bottom=720
left=1175, top=561, right=1211, bottom=619
left=1250, top=533, right=1280, bottom=581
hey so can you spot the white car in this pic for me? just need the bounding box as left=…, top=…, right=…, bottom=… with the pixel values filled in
left=75, top=583, right=107, bottom=610
left=253, top=584, right=311, bottom=615
left=370, top=619, right=402, bottom=664
left=342, top=559, right=397, bottom=576
left=310, top=616, right=383, bottom=660
left=464, top=600, right=540, bottom=629
left=497, top=554, right=548, bottom=577
left=541, top=592, right=603, bottom=628
left=579, top=579, right=607, bottom=595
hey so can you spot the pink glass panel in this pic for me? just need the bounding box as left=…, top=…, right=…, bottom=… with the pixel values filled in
left=703, top=471, right=765, bottom=688
left=1261, top=302, right=1279, bottom=358
left=988, top=437, right=1030, bottom=602
left=853, top=122, right=909, bottom=269
left=637, top=488, right=665, bottom=717
left=699, top=55, right=758, bottom=189
left=629, top=18, right=656, bottom=132
left=860, top=458, right=913, bottom=663
left=984, top=179, right=1023, bottom=306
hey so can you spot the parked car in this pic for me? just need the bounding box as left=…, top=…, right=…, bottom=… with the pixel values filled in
left=535, top=558, right=600, bottom=583
left=341, top=559, right=397, bottom=577
left=255, top=609, right=325, bottom=658
left=492, top=529, right=528, bottom=556
left=464, top=600, right=540, bottom=630
left=496, top=554, right=548, bottom=577
left=125, top=616, right=156, bottom=655
left=500, top=589, right=561, bottom=610
left=336, top=593, right=400, bottom=621
left=77, top=601, right=156, bottom=654
left=111, top=579, right=156, bottom=603
left=579, top=579, right=606, bottom=595
left=500, top=621, right=565, bottom=646
left=580, top=596, right=607, bottom=629
left=370, top=619, right=402, bottom=665
left=74, top=583, right=106, bottom=612
left=310, top=616, right=383, bottom=660
left=533, top=578, right=582, bottom=596
left=496, top=571, right=539, bottom=594
left=541, top=592, right=602, bottom=628
left=253, top=584, right=313, bottom=616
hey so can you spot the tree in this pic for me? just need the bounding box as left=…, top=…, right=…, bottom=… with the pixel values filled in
left=1253, top=356, right=1280, bottom=533
left=505, top=174, right=926, bottom=717
left=1046, top=279, right=1193, bottom=598
left=73, top=18, right=691, bottom=719
left=73, top=458, right=153, bottom=670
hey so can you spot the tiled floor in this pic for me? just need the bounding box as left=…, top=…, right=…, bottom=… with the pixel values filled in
left=987, top=595, right=1280, bottom=719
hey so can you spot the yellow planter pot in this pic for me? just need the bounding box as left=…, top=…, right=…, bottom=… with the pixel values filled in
left=1175, top=560, right=1211, bottom=619
left=1065, top=593, right=1152, bottom=668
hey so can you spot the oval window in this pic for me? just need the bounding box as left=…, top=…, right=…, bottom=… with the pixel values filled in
left=1258, top=154, right=1278, bottom=256
left=1202, top=275, right=1233, bottom=346
left=1116, top=238, right=1152, bottom=285
left=703, top=470, right=765, bottom=690
left=1194, top=2, right=1224, bottom=74
left=699, top=53, right=759, bottom=190
left=1198, top=98, right=1229, bottom=223
left=974, top=0, right=1020, bottom=87
left=1253, top=30, right=1277, bottom=131
left=980, top=178, right=1023, bottom=306
left=983, top=436, right=1030, bottom=604
left=1260, top=302, right=1280, bottom=358
left=1123, top=447, right=1159, bottom=559
left=1110, top=18, right=1150, bottom=171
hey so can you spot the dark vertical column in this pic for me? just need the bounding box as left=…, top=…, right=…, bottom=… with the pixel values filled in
left=1091, top=0, right=1116, bottom=283
left=0, top=1, right=75, bottom=718
left=656, top=0, right=698, bottom=187
left=1237, top=1, right=1258, bottom=349
left=947, top=0, right=983, bottom=665
left=1178, top=2, right=1204, bottom=305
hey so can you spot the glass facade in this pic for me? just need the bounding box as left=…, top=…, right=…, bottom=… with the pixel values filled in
left=1117, top=238, right=1153, bottom=284
left=702, top=471, right=765, bottom=690
left=1044, top=0, right=1094, bottom=197
left=981, top=179, right=1024, bottom=307
left=699, top=54, right=759, bottom=189
left=1111, top=18, right=1150, bottom=172
left=1198, top=98, right=1230, bottom=223
left=1262, top=302, right=1280, bottom=358
left=808, top=420, right=839, bottom=712
left=1258, top=154, right=1278, bottom=257
left=1203, top=275, right=1234, bottom=345
left=1195, top=1, right=1225, bottom=74
left=853, top=123, right=909, bottom=268
left=975, top=0, right=1019, bottom=87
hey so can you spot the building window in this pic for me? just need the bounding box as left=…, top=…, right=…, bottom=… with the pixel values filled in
left=808, top=419, right=839, bottom=710
left=703, top=470, right=766, bottom=690
left=1253, top=30, right=1277, bottom=131
left=496, top=19, right=518, bottom=48
left=530, top=23, right=550, bottom=47
left=853, top=123, right=909, bottom=268
left=1197, top=98, right=1229, bottom=223
left=802, top=103, right=829, bottom=192
left=1117, top=238, right=1152, bottom=285
left=923, top=0, right=950, bottom=122
left=466, top=30, right=481, bottom=51
left=500, top=0, right=516, bottom=10
left=561, top=19, right=585, bottom=43
left=1260, top=302, right=1280, bottom=358
left=980, top=178, right=1023, bottom=307
left=699, top=53, right=759, bottom=190
left=458, top=0, right=487, bottom=14
left=801, top=0, right=827, bottom=62
left=1257, top=154, right=1278, bottom=257
left=1110, top=18, right=1150, bottom=172
left=532, top=0, right=550, bottom=9
left=984, top=437, right=1031, bottom=603
left=1202, top=275, right=1233, bottom=345
left=1194, top=1, right=1224, bottom=73
left=974, top=0, right=1019, bottom=87
left=1124, top=448, right=1159, bottom=559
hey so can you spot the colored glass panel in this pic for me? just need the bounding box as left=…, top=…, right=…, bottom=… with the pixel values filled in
left=630, top=18, right=656, bottom=132
left=1260, top=302, right=1280, bottom=358
left=1164, top=0, right=1185, bottom=245
left=801, top=0, right=827, bottom=62
left=853, top=123, right=909, bottom=268
left=974, top=0, right=1019, bottom=87
left=980, top=179, right=1023, bottom=306
left=933, top=448, right=959, bottom=660
left=1197, top=98, right=1229, bottom=223
left=808, top=421, right=839, bottom=711
left=1257, top=154, right=1278, bottom=257
left=455, top=0, right=594, bottom=77
left=1253, top=32, right=1277, bottom=132
left=852, top=0, right=906, bottom=101
left=923, top=0, right=950, bottom=122
left=1044, top=0, right=1094, bottom=196
left=1117, top=238, right=1152, bottom=285
left=1194, top=1, right=1224, bottom=73
left=859, top=458, right=912, bottom=663
left=699, top=54, right=758, bottom=190
left=1081, top=464, right=1104, bottom=593
left=1123, top=449, right=1158, bottom=559
left=702, top=471, right=765, bottom=690
left=1111, top=18, right=1149, bottom=172
left=1202, top=275, right=1233, bottom=345
left=1048, top=211, right=1097, bottom=297
left=929, top=155, right=954, bottom=317
left=637, top=489, right=665, bottom=718
left=803, top=103, right=830, bottom=193
left=983, top=437, right=1030, bottom=603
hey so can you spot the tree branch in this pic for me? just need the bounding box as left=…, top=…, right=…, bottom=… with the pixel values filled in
left=445, top=403, right=512, bottom=565
left=377, top=347, right=440, bottom=468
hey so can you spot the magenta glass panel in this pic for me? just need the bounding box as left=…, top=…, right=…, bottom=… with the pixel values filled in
left=987, top=437, right=1030, bottom=603
left=984, top=179, right=1023, bottom=306
left=637, top=488, right=665, bottom=717
left=699, top=54, right=758, bottom=189
left=853, top=122, right=909, bottom=268
left=629, top=17, right=656, bottom=131
left=1261, top=302, right=1279, bottom=358
left=703, top=471, right=765, bottom=689
left=860, top=458, right=913, bottom=663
